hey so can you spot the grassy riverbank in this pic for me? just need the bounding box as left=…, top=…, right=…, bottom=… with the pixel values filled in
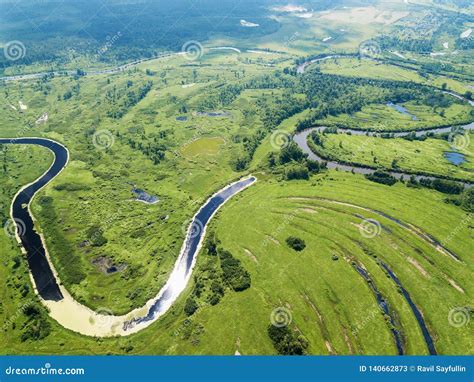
left=1, top=165, right=472, bottom=354
left=308, top=132, right=473, bottom=181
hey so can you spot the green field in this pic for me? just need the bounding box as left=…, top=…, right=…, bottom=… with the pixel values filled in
left=2, top=165, right=472, bottom=354
left=316, top=102, right=473, bottom=132
left=309, top=132, right=473, bottom=181
left=0, top=0, right=473, bottom=356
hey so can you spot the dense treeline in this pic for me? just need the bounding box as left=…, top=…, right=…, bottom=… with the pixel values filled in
left=183, top=237, right=251, bottom=317
left=0, top=0, right=286, bottom=69
left=296, top=72, right=442, bottom=131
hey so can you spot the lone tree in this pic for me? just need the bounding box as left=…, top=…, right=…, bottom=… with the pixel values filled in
left=286, top=236, right=306, bottom=251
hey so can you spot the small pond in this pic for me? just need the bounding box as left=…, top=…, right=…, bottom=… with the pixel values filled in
left=444, top=151, right=466, bottom=166
left=387, top=102, right=418, bottom=121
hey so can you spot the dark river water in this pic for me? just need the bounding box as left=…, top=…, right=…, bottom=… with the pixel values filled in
left=123, top=176, right=256, bottom=330
left=0, top=137, right=256, bottom=325
left=0, top=138, right=67, bottom=301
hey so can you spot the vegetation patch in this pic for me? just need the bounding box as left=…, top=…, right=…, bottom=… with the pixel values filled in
left=285, top=236, right=306, bottom=251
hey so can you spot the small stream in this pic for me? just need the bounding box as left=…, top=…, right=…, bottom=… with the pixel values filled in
left=380, top=262, right=437, bottom=355
left=353, top=265, right=405, bottom=355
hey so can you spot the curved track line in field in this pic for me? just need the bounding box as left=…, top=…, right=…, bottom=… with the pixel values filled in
left=275, top=200, right=440, bottom=354
left=287, top=196, right=462, bottom=262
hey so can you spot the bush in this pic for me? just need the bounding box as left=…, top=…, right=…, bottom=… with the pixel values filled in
left=219, top=250, right=251, bottom=291
left=286, top=236, right=306, bottom=251
left=431, top=179, right=463, bottom=195
left=86, top=226, right=108, bottom=246
left=53, top=183, right=90, bottom=191
left=285, top=164, right=309, bottom=180
left=20, top=303, right=51, bottom=342
left=460, top=188, right=474, bottom=212
left=306, top=159, right=320, bottom=173
left=184, top=297, right=199, bottom=316
left=279, top=142, right=306, bottom=164
left=267, top=325, right=309, bottom=355
left=365, top=170, right=397, bottom=186
left=415, top=177, right=464, bottom=195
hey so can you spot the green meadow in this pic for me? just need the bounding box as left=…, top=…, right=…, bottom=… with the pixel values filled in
left=311, top=132, right=473, bottom=181
left=0, top=0, right=473, bottom=356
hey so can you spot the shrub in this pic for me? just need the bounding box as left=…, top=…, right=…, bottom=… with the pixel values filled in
left=286, top=236, right=306, bottom=251
left=431, top=179, right=463, bottom=195
left=86, top=226, right=108, bottom=246
left=365, top=170, right=397, bottom=186
left=267, top=325, right=309, bottom=355
left=285, top=164, right=309, bottom=180
left=306, top=159, right=320, bottom=173
left=279, top=142, right=306, bottom=164
left=184, top=297, right=199, bottom=316
left=53, top=183, right=90, bottom=191
left=219, top=250, right=251, bottom=291
left=20, top=303, right=51, bottom=342
left=460, top=188, right=474, bottom=212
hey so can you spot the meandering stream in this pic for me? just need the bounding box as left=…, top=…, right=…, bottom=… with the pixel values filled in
left=0, top=137, right=256, bottom=336
left=293, top=122, right=473, bottom=184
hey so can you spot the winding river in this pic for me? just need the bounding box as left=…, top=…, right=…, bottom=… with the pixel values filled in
left=1, top=52, right=471, bottom=345
left=293, top=122, right=474, bottom=184
left=0, top=137, right=256, bottom=336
